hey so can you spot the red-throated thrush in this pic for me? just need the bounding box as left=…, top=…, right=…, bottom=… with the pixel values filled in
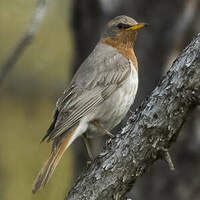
left=32, top=15, right=147, bottom=193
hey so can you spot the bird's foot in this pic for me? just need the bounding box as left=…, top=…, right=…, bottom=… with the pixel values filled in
left=93, top=120, right=114, bottom=138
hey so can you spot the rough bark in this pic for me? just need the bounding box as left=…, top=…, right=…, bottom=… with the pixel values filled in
left=65, top=34, right=200, bottom=200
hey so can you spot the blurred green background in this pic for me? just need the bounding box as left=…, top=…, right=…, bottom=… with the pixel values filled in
left=0, top=0, right=74, bottom=199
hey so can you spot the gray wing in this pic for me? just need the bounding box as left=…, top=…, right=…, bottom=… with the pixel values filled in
left=45, top=43, right=131, bottom=141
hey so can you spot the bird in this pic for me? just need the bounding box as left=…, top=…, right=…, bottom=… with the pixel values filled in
left=32, top=15, right=147, bottom=193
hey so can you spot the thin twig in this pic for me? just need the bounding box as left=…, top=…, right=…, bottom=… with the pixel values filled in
left=160, top=148, right=175, bottom=171
left=0, top=0, right=47, bottom=86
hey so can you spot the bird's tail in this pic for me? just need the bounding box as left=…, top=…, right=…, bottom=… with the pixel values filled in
left=32, top=130, right=75, bottom=194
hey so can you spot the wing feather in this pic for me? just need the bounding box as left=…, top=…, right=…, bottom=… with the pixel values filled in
left=45, top=43, right=132, bottom=141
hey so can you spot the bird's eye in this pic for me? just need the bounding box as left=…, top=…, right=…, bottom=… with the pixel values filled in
left=117, top=23, right=124, bottom=29
left=117, top=23, right=131, bottom=29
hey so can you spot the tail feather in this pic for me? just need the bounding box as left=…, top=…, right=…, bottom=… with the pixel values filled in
left=32, top=130, right=75, bottom=194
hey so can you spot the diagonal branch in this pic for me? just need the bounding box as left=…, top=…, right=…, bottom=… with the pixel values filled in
left=65, top=33, right=200, bottom=200
left=0, top=0, right=47, bottom=86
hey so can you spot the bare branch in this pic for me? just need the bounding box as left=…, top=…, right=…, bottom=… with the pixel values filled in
left=65, top=33, right=200, bottom=200
left=0, top=0, right=47, bottom=86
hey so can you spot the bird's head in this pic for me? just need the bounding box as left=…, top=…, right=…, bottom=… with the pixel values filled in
left=101, top=15, right=148, bottom=48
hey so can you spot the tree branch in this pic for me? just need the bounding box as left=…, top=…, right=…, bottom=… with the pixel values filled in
left=0, top=0, right=47, bottom=86
left=65, top=33, right=200, bottom=200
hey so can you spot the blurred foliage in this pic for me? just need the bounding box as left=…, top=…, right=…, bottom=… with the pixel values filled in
left=0, top=0, right=74, bottom=199
left=0, top=0, right=73, bottom=95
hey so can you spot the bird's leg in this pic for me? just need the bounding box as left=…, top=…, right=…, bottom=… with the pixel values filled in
left=93, top=120, right=114, bottom=138
left=82, top=135, right=94, bottom=161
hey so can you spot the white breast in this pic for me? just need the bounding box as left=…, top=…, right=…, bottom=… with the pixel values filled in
left=96, top=60, right=138, bottom=130
left=66, top=60, right=138, bottom=143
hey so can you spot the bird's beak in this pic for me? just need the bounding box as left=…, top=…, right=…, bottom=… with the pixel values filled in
left=126, top=23, right=148, bottom=31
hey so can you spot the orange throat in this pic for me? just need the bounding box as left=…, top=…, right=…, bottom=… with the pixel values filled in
left=102, top=37, right=138, bottom=72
